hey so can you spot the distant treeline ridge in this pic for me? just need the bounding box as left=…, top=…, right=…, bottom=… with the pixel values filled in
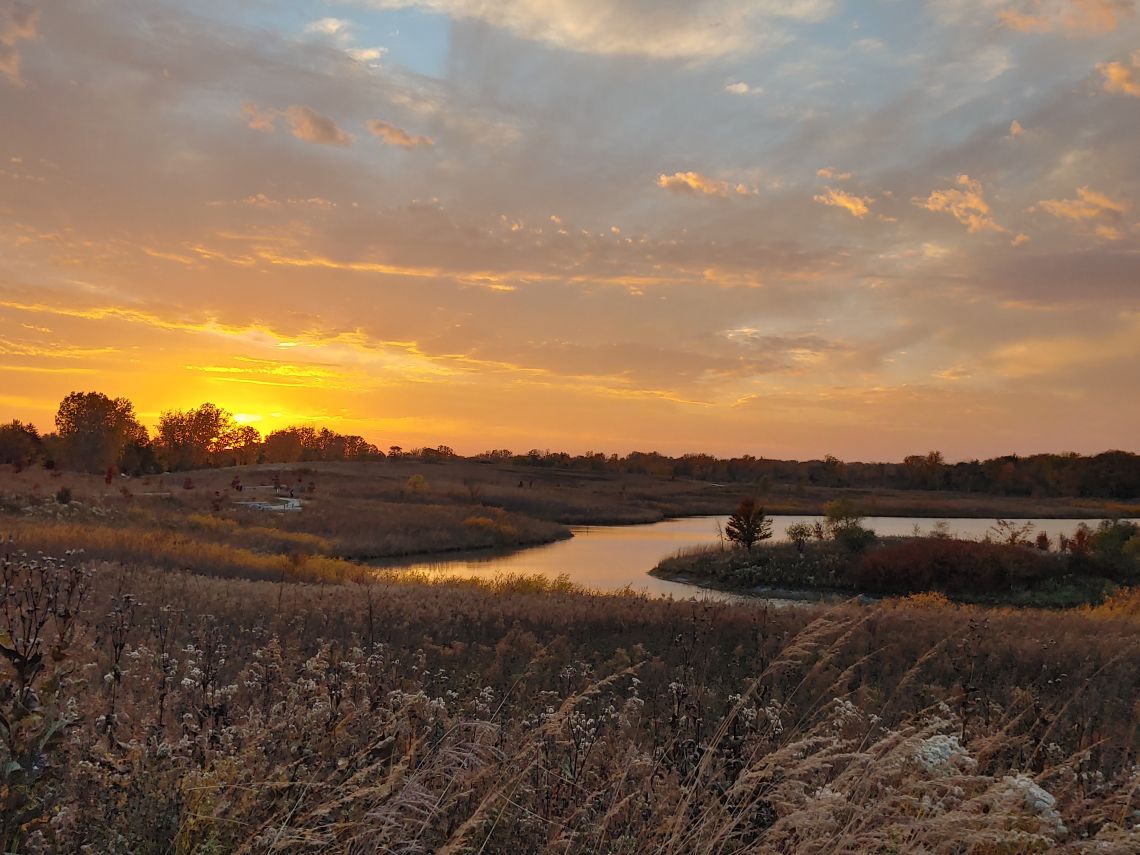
left=0, top=392, right=1138, bottom=499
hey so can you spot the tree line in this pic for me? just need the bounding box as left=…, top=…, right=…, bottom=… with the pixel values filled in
left=0, top=391, right=1137, bottom=498
left=468, top=448, right=1140, bottom=500
left=0, top=392, right=383, bottom=475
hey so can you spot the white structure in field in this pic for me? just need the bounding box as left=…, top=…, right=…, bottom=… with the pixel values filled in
left=236, top=497, right=303, bottom=512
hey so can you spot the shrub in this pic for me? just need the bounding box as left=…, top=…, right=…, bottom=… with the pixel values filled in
left=856, top=537, right=1061, bottom=595
left=785, top=522, right=814, bottom=553
left=54, top=486, right=72, bottom=505
left=834, top=523, right=877, bottom=553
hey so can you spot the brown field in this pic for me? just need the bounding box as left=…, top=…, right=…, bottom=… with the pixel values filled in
left=3, top=460, right=1135, bottom=536
left=2, top=546, right=1138, bottom=853
left=1, top=459, right=1139, bottom=852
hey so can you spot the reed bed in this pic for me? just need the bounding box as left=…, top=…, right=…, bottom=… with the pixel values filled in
left=1, top=545, right=1137, bottom=853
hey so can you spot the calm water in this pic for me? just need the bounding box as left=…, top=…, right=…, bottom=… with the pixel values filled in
left=378, top=515, right=1118, bottom=600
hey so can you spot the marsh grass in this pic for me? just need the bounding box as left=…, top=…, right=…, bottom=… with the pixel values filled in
left=1, top=541, right=1137, bottom=853
left=656, top=536, right=1133, bottom=608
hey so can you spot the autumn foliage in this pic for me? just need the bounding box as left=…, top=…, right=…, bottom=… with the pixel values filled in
left=855, top=537, right=1064, bottom=595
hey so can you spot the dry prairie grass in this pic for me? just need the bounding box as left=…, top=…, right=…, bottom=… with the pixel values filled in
left=1, top=544, right=1137, bottom=854
left=3, top=461, right=1132, bottom=536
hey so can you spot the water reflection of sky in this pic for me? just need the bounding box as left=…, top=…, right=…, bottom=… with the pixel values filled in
left=382, top=516, right=1124, bottom=600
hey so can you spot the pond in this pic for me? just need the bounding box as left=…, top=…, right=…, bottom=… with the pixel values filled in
left=377, top=515, right=1119, bottom=601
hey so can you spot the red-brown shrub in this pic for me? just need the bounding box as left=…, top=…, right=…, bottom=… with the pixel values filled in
left=856, top=537, right=1061, bottom=594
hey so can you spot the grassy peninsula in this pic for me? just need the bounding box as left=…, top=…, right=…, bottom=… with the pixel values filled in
left=653, top=510, right=1140, bottom=608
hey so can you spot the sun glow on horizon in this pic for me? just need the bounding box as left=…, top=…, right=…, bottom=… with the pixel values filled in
left=0, top=0, right=1138, bottom=460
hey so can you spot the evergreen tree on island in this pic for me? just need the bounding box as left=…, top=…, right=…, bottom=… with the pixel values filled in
left=725, top=497, right=773, bottom=551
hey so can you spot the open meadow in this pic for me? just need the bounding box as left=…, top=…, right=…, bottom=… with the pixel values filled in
left=2, top=547, right=1138, bottom=853
left=1, top=461, right=1139, bottom=852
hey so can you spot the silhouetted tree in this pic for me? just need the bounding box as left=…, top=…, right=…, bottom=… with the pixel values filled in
left=725, top=498, right=772, bottom=551
left=0, top=420, right=42, bottom=470
left=54, top=392, right=146, bottom=474
left=824, top=498, right=877, bottom=552
left=228, top=425, right=263, bottom=466
left=156, top=403, right=238, bottom=470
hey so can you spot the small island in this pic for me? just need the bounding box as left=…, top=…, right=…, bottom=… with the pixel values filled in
left=652, top=499, right=1140, bottom=608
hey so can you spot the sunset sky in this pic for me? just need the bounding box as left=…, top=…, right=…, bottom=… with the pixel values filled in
left=2, top=0, right=1139, bottom=460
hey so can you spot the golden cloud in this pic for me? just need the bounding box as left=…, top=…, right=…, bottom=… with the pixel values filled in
left=238, top=101, right=353, bottom=146
left=998, top=0, right=1134, bottom=33
left=989, top=314, right=1140, bottom=379
left=1038, top=186, right=1130, bottom=220
left=1097, top=50, right=1140, bottom=96
left=367, top=119, right=434, bottom=149
left=914, top=175, right=1004, bottom=234
left=656, top=171, right=753, bottom=198
left=813, top=186, right=872, bottom=218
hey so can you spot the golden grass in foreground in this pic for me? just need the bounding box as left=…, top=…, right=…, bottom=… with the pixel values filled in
left=2, top=547, right=1137, bottom=853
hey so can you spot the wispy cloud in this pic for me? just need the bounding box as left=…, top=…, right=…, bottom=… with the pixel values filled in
left=354, top=0, right=837, bottom=59
left=1037, top=186, right=1130, bottom=238
left=305, top=17, right=353, bottom=38
left=0, top=1, right=38, bottom=86
left=285, top=105, right=353, bottom=146
left=241, top=101, right=277, bottom=132
left=656, top=171, right=754, bottom=198
left=367, top=119, right=434, bottom=149
left=997, top=0, right=1134, bottom=34
left=915, top=175, right=1004, bottom=234
left=813, top=186, right=872, bottom=218
left=1038, top=186, right=1129, bottom=220
left=724, top=80, right=761, bottom=95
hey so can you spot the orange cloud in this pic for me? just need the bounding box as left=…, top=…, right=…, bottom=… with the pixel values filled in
left=241, top=101, right=277, bottom=132
left=0, top=1, right=38, bottom=86
left=816, top=167, right=853, bottom=181
left=1067, top=0, right=1134, bottom=31
left=238, top=102, right=352, bottom=146
left=367, top=119, right=434, bottom=149
left=284, top=105, right=352, bottom=146
left=813, top=186, right=872, bottom=218
left=656, top=171, right=753, bottom=198
left=998, top=0, right=1134, bottom=33
left=1097, top=51, right=1140, bottom=96
left=1038, top=186, right=1130, bottom=220
left=998, top=7, right=1054, bottom=31
left=989, top=314, right=1140, bottom=378
left=914, top=175, right=1004, bottom=234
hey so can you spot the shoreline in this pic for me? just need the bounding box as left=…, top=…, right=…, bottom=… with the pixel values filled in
left=649, top=570, right=858, bottom=605
left=551, top=501, right=1136, bottom=528
left=649, top=541, right=1126, bottom=610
